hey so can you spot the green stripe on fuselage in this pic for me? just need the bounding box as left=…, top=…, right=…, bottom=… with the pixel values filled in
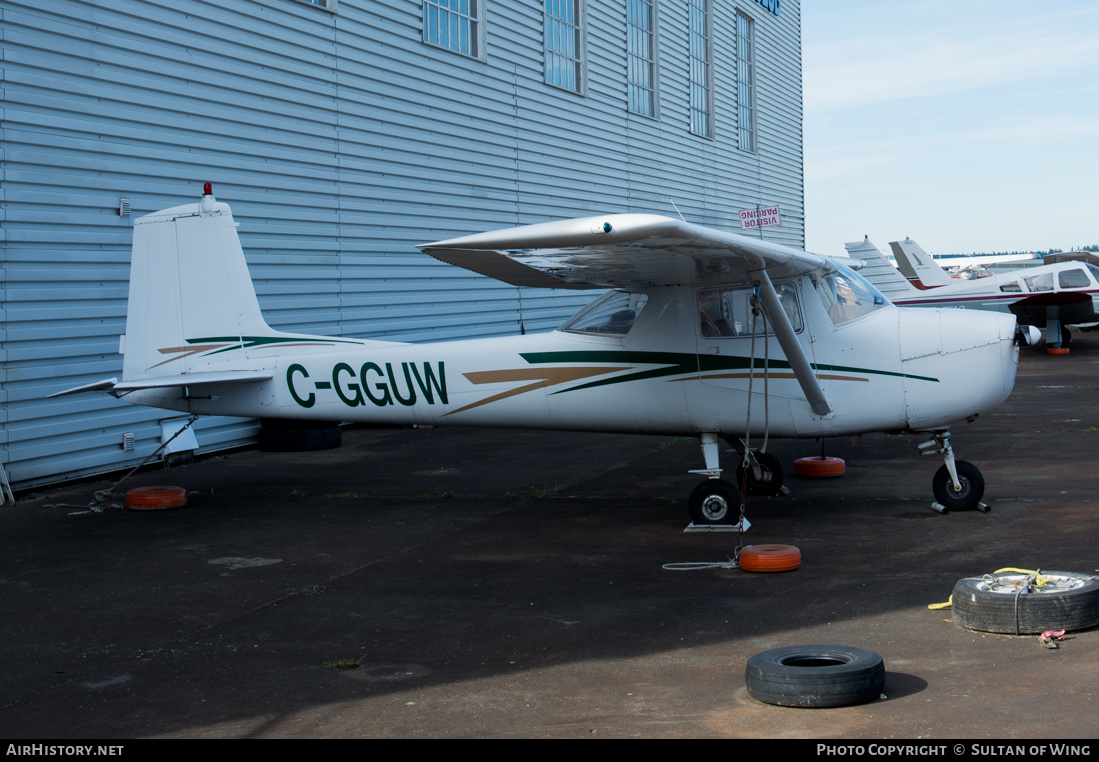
left=187, top=335, right=365, bottom=357
left=519, top=350, right=938, bottom=394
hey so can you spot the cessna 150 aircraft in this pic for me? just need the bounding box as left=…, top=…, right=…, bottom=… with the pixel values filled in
left=54, top=186, right=1022, bottom=521
left=848, top=237, right=1099, bottom=349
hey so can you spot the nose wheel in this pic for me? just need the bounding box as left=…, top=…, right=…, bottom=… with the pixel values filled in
left=931, top=460, right=985, bottom=513
left=919, top=431, right=988, bottom=513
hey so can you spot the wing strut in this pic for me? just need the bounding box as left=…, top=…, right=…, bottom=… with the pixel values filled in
left=753, top=270, right=832, bottom=417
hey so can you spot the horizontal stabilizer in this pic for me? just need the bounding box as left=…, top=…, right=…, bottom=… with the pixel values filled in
left=50, top=370, right=274, bottom=398
left=47, top=378, right=121, bottom=397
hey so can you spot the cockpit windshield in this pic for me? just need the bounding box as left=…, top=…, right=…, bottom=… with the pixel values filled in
left=811, top=262, right=889, bottom=325
left=560, top=291, right=648, bottom=336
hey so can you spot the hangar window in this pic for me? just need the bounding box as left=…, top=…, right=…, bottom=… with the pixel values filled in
left=423, top=0, right=483, bottom=59
left=688, top=0, right=712, bottom=138
left=735, top=11, right=755, bottom=152
left=562, top=291, right=648, bottom=336
left=544, top=0, right=584, bottom=93
left=627, top=0, right=658, bottom=117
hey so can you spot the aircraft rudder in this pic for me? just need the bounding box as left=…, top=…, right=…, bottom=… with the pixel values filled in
left=121, top=187, right=277, bottom=381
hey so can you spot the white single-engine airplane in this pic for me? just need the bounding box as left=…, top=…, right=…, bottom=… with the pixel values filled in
left=848, top=237, right=1099, bottom=349
left=54, top=186, right=1022, bottom=520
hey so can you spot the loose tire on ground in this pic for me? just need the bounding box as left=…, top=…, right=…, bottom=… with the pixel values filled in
left=738, top=544, right=801, bottom=572
left=951, top=571, right=1099, bottom=635
left=793, top=456, right=845, bottom=478
left=126, top=486, right=188, bottom=510
left=745, top=645, right=885, bottom=708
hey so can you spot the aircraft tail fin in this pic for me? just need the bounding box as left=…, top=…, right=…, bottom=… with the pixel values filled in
left=843, top=237, right=916, bottom=300
left=121, top=187, right=281, bottom=382
left=889, top=238, right=954, bottom=288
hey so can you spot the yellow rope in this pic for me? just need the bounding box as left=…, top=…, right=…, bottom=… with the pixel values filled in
left=928, top=595, right=952, bottom=610
left=929, top=567, right=1050, bottom=609
left=993, top=567, right=1053, bottom=587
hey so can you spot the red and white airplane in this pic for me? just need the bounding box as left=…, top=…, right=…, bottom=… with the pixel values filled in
left=848, top=238, right=1099, bottom=350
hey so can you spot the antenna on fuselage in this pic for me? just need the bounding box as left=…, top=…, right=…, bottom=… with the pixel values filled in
left=669, top=199, right=687, bottom=223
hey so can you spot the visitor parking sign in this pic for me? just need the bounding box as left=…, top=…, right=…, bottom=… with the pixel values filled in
left=739, top=205, right=782, bottom=230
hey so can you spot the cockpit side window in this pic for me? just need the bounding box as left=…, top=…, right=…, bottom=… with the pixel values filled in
left=1058, top=268, right=1091, bottom=289
left=561, top=290, right=648, bottom=336
left=810, top=263, right=888, bottom=325
left=697, top=282, right=803, bottom=337
left=1024, top=272, right=1054, bottom=292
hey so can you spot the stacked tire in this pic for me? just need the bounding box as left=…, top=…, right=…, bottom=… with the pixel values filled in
left=257, top=419, right=343, bottom=452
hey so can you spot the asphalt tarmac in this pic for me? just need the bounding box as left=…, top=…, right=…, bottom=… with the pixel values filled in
left=2, top=340, right=1097, bottom=739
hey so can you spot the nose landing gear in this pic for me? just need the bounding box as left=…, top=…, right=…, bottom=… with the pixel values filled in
left=919, top=431, right=988, bottom=513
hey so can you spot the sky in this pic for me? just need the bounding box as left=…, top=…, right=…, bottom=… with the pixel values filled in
left=800, top=1, right=1099, bottom=257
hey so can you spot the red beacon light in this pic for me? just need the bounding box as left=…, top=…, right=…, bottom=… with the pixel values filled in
left=199, top=182, right=216, bottom=213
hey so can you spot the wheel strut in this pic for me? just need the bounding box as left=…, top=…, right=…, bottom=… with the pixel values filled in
left=918, top=431, right=988, bottom=513
left=918, top=431, right=960, bottom=490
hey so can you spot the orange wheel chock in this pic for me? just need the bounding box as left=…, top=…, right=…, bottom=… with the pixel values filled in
left=793, top=456, right=846, bottom=478
left=125, top=486, right=188, bottom=510
left=738, top=544, right=801, bottom=573
left=1048, top=347, right=1070, bottom=355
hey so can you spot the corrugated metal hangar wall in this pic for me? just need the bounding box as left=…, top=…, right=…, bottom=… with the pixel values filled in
left=0, top=0, right=803, bottom=488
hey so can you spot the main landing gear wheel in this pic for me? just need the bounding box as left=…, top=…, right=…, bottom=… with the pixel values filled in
left=736, top=451, right=785, bottom=496
left=931, top=460, right=984, bottom=512
left=688, top=478, right=739, bottom=525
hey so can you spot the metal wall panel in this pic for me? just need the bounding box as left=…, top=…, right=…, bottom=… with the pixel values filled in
left=0, top=0, right=803, bottom=488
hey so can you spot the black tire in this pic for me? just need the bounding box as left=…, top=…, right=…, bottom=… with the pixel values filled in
left=258, top=420, right=343, bottom=452
left=688, top=478, right=739, bottom=525
left=736, top=451, right=785, bottom=496
left=951, top=571, right=1099, bottom=635
left=745, top=646, right=885, bottom=708
left=931, top=460, right=984, bottom=511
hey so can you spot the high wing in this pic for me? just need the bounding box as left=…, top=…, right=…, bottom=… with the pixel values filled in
left=421, top=214, right=832, bottom=416
left=419, top=214, right=825, bottom=290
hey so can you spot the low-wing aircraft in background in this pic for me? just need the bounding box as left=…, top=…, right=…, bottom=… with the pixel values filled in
left=888, top=238, right=1037, bottom=286
left=848, top=237, right=1099, bottom=349
left=53, top=186, right=1022, bottom=521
